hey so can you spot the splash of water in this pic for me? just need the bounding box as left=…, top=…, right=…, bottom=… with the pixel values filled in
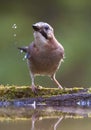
left=20, top=50, right=23, bottom=53
left=23, top=54, right=28, bottom=61
left=13, top=34, right=16, bottom=37
left=12, top=24, right=18, bottom=45
left=12, top=24, right=17, bottom=29
left=12, top=24, right=17, bottom=38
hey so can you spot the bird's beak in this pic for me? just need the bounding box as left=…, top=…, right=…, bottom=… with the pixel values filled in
left=32, top=24, right=40, bottom=31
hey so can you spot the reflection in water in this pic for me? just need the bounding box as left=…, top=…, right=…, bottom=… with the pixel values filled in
left=0, top=98, right=91, bottom=130
left=54, top=116, right=63, bottom=130
left=31, top=113, right=40, bottom=130
left=31, top=115, right=63, bottom=130
left=1, top=96, right=91, bottom=108
left=0, top=105, right=91, bottom=130
left=77, top=100, right=91, bottom=107
left=28, top=101, right=36, bottom=109
left=31, top=115, right=35, bottom=130
left=30, top=113, right=63, bottom=130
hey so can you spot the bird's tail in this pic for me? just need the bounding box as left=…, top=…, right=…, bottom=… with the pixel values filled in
left=18, top=46, right=28, bottom=53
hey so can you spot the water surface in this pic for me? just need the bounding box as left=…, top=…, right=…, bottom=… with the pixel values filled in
left=0, top=104, right=91, bottom=130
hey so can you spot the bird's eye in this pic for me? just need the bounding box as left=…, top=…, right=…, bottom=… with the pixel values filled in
left=44, top=26, right=49, bottom=30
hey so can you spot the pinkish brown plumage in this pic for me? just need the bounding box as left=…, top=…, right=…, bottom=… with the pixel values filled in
left=18, top=22, right=64, bottom=93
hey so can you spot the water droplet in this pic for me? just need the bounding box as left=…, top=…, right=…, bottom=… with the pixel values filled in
left=13, top=34, right=16, bottom=37
left=24, top=54, right=27, bottom=59
left=12, top=24, right=17, bottom=29
left=20, top=50, right=23, bottom=53
left=23, top=54, right=27, bottom=60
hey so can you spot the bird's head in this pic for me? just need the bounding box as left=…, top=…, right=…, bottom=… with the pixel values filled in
left=32, top=22, right=54, bottom=44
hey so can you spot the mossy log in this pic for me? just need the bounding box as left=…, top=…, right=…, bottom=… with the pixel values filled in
left=0, top=85, right=91, bottom=106
left=0, top=85, right=89, bottom=99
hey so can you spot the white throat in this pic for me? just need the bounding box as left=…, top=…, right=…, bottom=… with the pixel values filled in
left=34, top=32, right=47, bottom=46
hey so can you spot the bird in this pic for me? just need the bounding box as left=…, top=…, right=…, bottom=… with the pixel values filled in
left=18, top=22, right=64, bottom=93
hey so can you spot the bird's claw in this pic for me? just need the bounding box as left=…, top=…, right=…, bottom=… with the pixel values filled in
left=31, top=85, right=38, bottom=94
left=58, top=85, right=63, bottom=89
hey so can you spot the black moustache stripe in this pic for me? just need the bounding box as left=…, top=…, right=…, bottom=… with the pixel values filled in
left=40, top=30, right=48, bottom=39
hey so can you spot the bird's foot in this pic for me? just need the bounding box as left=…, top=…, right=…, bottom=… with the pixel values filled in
left=31, top=85, right=38, bottom=94
left=58, top=85, right=63, bottom=89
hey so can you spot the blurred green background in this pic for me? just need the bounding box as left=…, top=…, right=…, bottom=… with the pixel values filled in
left=0, top=0, right=91, bottom=88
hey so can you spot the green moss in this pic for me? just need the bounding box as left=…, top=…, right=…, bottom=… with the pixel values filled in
left=0, top=85, right=89, bottom=100
left=87, top=88, right=91, bottom=93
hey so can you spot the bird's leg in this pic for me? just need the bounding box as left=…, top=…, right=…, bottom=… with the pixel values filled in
left=51, top=74, right=63, bottom=89
left=30, top=73, right=37, bottom=93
